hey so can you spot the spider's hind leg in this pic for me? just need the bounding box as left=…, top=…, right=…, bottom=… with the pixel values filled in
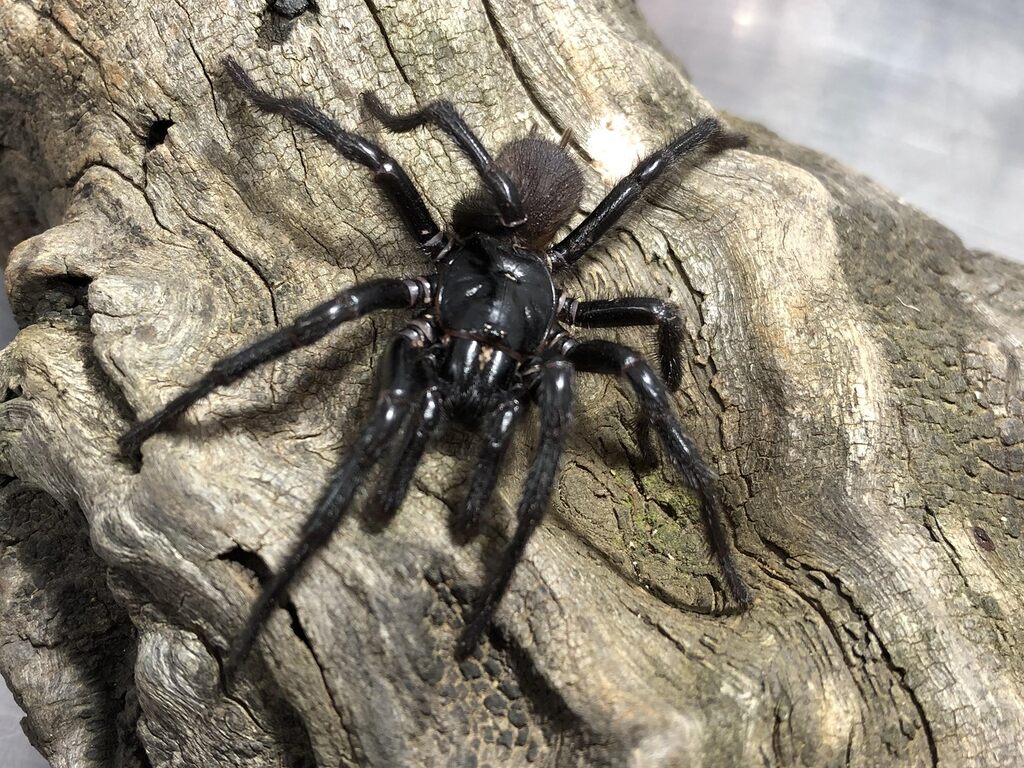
left=567, top=339, right=752, bottom=611
left=224, top=332, right=427, bottom=680
left=456, top=356, right=574, bottom=658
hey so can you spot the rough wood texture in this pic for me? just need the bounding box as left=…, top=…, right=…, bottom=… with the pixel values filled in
left=2, top=1, right=1023, bottom=766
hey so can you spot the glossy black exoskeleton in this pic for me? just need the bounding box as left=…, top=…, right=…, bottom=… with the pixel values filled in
left=436, top=235, right=558, bottom=421
left=120, top=57, right=753, bottom=678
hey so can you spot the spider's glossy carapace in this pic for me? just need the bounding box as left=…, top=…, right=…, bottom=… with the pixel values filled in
left=437, top=235, right=557, bottom=421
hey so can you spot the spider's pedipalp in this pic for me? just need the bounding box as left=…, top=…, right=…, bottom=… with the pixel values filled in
left=567, top=339, right=751, bottom=610
left=224, top=333, right=427, bottom=681
left=457, top=354, right=574, bottom=658
left=363, top=385, right=445, bottom=532
left=451, top=394, right=528, bottom=542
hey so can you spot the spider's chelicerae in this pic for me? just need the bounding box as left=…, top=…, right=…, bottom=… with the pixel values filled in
left=120, top=57, right=752, bottom=676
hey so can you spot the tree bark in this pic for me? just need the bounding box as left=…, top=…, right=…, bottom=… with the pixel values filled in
left=1, top=0, right=1022, bottom=766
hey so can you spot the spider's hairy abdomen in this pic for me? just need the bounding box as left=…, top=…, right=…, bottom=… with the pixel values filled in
left=452, top=135, right=584, bottom=248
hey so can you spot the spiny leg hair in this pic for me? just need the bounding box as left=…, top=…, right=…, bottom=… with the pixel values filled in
left=549, top=118, right=746, bottom=270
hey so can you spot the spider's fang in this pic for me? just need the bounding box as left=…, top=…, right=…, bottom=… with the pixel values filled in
left=555, top=291, right=579, bottom=324
left=500, top=213, right=529, bottom=229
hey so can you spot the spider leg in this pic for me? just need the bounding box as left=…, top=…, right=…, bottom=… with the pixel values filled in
left=363, top=384, right=445, bottom=532
left=548, top=118, right=746, bottom=270
left=362, top=93, right=525, bottom=227
left=559, top=295, right=684, bottom=390
left=451, top=394, right=528, bottom=542
left=566, top=339, right=752, bottom=609
left=119, top=276, right=430, bottom=457
left=635, top=410, right=658, bottom=470
left=456, top=356, right=574, bottom=658
left=224, top=58, right=449, bottom=259
left=224, top=333, right=425, bottom=680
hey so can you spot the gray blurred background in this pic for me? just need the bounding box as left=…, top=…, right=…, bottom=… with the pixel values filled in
left=2, top=1, right=1022, bottom=764
left=640, top=0, right=1024, bottom=264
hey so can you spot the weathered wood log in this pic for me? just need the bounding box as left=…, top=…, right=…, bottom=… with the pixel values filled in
left=1, top=0, right=1022, bottom=765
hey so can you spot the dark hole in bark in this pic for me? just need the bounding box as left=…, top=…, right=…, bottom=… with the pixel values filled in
left=15, top=273, right=92, bottom=327
left=268, top=0, right=317, bottom=19
left=218, top=546, right=317, bottom=684
left=282, top=601, right=312, bottom=649
left=1, top=384, right=22, bottom=403
left=145, top=118, right=174, bottom=150
left=219, top=545, right=273, bottom=583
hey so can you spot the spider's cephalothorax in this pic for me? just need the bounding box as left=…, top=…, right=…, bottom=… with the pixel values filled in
left=120, top=57, right=753, bottom=677
left=436, top=236, right=558, bottom=421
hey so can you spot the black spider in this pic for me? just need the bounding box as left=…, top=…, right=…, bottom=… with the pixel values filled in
left=120, top=57, right=752, bottom=677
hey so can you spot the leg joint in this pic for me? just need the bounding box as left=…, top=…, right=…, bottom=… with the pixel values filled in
left=403, top=276, right=435, bottom=307
left=546, top=330, right=578, bottom=358
left=653, top=300, right=680, bottom=324
left=398, top=316, right=438, bottom=347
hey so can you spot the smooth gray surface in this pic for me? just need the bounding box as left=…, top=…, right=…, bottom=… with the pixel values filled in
left=1, top=2, right=1021, bottom=765
left=639, top=0, right=1024, bottom=263
left=0, top=288, right=15, bottom=348
left=0, top=684, right=44, bottom=768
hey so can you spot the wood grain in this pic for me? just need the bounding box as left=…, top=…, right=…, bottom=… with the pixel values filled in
left=1, top=0, right=1022, bottom=765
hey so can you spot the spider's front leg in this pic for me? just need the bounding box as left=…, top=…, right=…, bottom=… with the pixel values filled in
left=362, top=93, right=525, bottom=227
left=119, top=276, right=433, bottom=457
left=567, top=339, right=752, bottom=610
left=224, top=330, right=429, bottom=679
left=457, top=354, right=574, bottom=658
